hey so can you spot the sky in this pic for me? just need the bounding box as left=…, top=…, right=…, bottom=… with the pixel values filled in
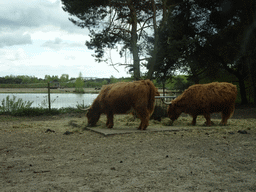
left=0, top=0, right=131, bottom=79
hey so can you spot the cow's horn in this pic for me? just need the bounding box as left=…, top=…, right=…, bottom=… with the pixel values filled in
left=78, top=106, right=90, bottom=111
left=161, top=98, right=172, bottom=105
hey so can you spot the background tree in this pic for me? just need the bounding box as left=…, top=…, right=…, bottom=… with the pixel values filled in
left=44, top=75, right=59, bottom=83
left=61, top=0, right=180, bottom=80
left=61, top=0, right=151, bottom=79
left=146, top=0, right=184, bottom=79
left=60, top=74, right=69, bottom=82
left=154, top=0, right=256, bottom=104
left=148, top=0, right=197, bottom=83
left=75, top=72, right=85, bottom=93
left=194, top=0, right=256, bottom=104
left=172, top=76, right=193, bottom=91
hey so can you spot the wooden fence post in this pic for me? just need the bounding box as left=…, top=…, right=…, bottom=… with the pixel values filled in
left=48, top=82, right=51, bottom=111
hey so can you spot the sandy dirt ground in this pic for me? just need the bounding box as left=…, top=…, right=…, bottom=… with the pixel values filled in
left=0, top=107, right=256, bottom=192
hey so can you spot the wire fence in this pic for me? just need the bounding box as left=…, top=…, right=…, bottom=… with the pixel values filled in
left=0, top=83, right=178, bottom=112
left=0, top=83, right=99, bottom=110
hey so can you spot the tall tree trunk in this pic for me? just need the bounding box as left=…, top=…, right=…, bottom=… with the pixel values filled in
left=237, top=75, right=248, bottom=104
left=189, top=68, right=200, bottom=84
left=243, top=6, right=256, bottom=104
left=226, top=71, right=248, bottom=104
left=147, top=0, right=158, bottom=79
left=251, top=3, right=256, bottom=104
left=248, top=57, right=256, bottom=103
left=128, top=0, right=140, bottom=80
left=219, top=57, right=248, bottom=104
left=240, top=1, right=256, bottom=103
left=147, top=0, right=169, bottom=80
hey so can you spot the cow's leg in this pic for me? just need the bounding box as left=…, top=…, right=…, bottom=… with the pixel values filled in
left=220, top=106, right=234, bottom=125
left=136, top=109, right=149, bottom=130
left=138, top=117, right=148, bottom=130
left=220, top=104, right=235, bottom=125
left=138, top=122, right=143, bottom=130
left=106, top=112, right=114, bottom=128
left=192, top=115, right=197, bottom=125
left=203, top=114, right=211, bottom=126
left=141, top=115, right=150, bottom=130
left=220, top=111, right=228, bottom=125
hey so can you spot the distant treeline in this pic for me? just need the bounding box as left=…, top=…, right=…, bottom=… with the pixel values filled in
left=0, top=76, right=43, bottom=84
left=0, top=75, right=125, bottom=85
left=0, top=74, right=194, bottom=91
left=0, top=75, right=134, bottom=89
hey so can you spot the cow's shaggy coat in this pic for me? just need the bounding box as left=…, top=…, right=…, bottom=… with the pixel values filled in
left=86, top=80, right=160, bottom=130
left=167, top=82, right=237, bottom=126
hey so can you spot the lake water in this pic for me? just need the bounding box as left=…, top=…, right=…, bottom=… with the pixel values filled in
left=0, top=93, right=98, bottom=109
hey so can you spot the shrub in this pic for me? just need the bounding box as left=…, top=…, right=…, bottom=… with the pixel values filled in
left=0, top=95, right=34, bottom=113
left=11, top=108, right=60, bottom=116
left=0, top=95, right=89, bottom=117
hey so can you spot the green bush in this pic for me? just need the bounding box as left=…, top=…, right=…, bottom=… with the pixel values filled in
left=0, top=83, right=47, bottom=88
left=11, top=108, right=60, bottom=116
left=74, top=72, right=85, bottom=93
left=0, top=95, right=89, bottom=117
left=0, top=95, right=34, bottom=113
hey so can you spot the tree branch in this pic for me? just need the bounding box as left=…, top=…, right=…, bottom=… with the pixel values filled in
left=137, top=16, right=154, bottom=39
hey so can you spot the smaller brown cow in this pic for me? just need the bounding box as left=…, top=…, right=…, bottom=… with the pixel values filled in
left=83, top=80, right=160, bottom=130
left=164, top=82, right=237, bottom=126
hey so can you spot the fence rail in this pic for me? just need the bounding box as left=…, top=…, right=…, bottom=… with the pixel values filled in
left=155, top=96, right=176, bottom=99
left=0, top=84, right=178, bottom=110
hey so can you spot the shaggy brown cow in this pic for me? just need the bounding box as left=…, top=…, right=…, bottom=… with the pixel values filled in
left=164, top=82, right=237, bottom=126
left=84, top=79, right=160, bottom=130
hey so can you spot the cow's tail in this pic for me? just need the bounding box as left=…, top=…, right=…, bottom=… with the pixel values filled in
left=229, top=103, right=236, bottom=118
left=146, top=80, right=159, bottom=115
left=229, top=85, right=237, bottom=118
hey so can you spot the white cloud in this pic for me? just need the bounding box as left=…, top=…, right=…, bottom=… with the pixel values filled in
left=0, top=0, right=51, bottom=28
left=0, top=32, right=32, bottom=48
left=2, top=48, right=28, bottom=61
left=0, top=0, right=86, bottom=34
left=41, top=37, right=84, bottom=50
left=0, top=0, right=130, bottom=79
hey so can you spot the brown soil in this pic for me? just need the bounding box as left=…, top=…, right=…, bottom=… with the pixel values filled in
left=0, top=107, right=256, bottom=191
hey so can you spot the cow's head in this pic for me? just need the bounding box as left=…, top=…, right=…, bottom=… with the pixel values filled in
left=167, top=103, right=182, bottom=122
left=78, top=100, right=101, bottom=127
left=86, top=107, right=101, bottom=127
left=162, top=99, right=182, bottom=124
left=86, top=100, right=102, bottom=127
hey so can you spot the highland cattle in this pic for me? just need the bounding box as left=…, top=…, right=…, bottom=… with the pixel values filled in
left=164, top=82, right=237, bottom=126
left=82, top=80, right=160, bottom=130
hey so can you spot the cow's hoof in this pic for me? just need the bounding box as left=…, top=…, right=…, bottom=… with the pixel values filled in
left=203, top=121, right=214, bottom=126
